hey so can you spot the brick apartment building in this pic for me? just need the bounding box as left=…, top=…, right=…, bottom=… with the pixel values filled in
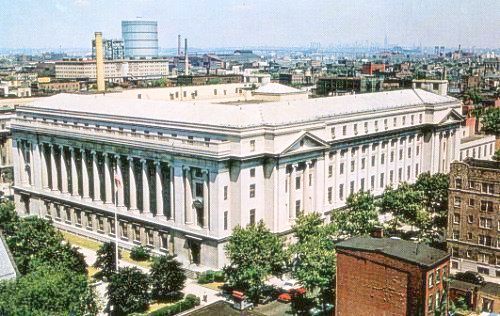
left=361, top=62, right=386, bottom=75
left=447, top=159, right=500, bottom=279
left=335, top=237, right=450, bottom=316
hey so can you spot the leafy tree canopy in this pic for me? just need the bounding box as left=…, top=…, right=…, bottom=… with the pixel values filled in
left=332, top=191, right=379, bottom=237
left=224, top=220, right=287, bottom=303
left=94, top=241, right=120, bottom=280
left=150, top=255, right=186, bottom=301
left=108, top=267, right=150, bottom=316
left=480, top=107, right=500, bottom=135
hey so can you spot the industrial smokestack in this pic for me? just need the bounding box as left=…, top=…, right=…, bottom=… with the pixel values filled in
left=177, top=34, right=181, bottom=56
left=95, top=32, right=105, bottom=92
left=184, top=38, right=189, bottom=75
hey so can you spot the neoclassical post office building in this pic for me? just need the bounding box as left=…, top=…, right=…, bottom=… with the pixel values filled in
left=12, top=88, right=466, bottom=270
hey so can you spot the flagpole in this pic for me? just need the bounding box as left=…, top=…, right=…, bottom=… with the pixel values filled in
left=114, top=161, right=119, bottom=272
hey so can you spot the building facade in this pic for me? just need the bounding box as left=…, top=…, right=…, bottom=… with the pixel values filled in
left=12, top=89, right=464, bottom=270
left=448, top=159, right=499, bottom=280
left=55, top=59, right=169, bottom=82
left=92, top=39, right=124, bottom=60
left=335, top=237, right=450, bottom=316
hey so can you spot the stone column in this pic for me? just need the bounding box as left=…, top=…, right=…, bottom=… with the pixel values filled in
left=303, top=161, right=310, bottom=213
left=28, top=142, right=35, bottom=186
left=18, top=141, right=27, bottom=185
left=115, top=155, right=125, bottom=208
left=70, top=148, right=78, bottom=196
left=141, top=159, right=151, bottom=215
left=289, top=164, right=297, bottom=219
left=155, top=161, right=164, bottom=218
left=104, top=153, right=113, bottom=204
left=50, top=144, right=58, bottom=191
left=128, top=157, right=137, bottom=211
left=81, top=149, right=90, bottom=199
left=91, top=151, right=101, bottom=202
left=202, top=169, right=209, bottom=229
left=12, top=140, right=20, bottom=186
left=183, top=166, right=193, bottom=224
left=59, top=145, right=68, bottom=194
left=169, top=164, right=174, bottom=220
left=40, top=143, right=49, bottom=189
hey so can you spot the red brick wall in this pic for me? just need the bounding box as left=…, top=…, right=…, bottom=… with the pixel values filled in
left=336, top=249, right=433, bottom=316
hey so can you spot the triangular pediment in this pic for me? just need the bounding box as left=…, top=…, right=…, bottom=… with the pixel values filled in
left=280, top=131, right=330, bottom=156
left=438, top=109, right=464, bottom=125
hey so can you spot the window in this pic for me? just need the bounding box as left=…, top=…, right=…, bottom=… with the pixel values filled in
left=75, top=210, right=82, bottom=226
left=453, top=213, right=460, bottom=224
left=147, top=230, right=154, bottom=246
left=481, top=201, right=493, bottom=212
left=416, top=146, right=420, bottom=155
left=469, top=198, right=475, bottom=207
left=371, top=155, right=376, bottom=167
left=250, top=140, right=256, bottom=152
left=479, top=235, right=492, bottom=246
left=250, top=168, right=255, bottom=177
left=419, top=114, right=423, bottom=123
left=482, top=183, right=494, bottom=194
left=393, top=117, right=397, bottom=127
left=408, top=148, right=412, bottom=158
left=342, top=125, right=347, bottom=136
left=295, top=200, right=301, bottom=216
left=380, top=173, right=384, bottom=188
left=350, top=161, right=355, bottom=172
left=295, top=177, right=301, bottom=190
left=399, top=149, right=403, bottom=160
left=390, top=151, right=394, bottom=162
left=480, top=217, right=492, bottom=229
left=364, top=122, right=368, bottom=133
left=478, top=267, right=490, bottom=275
left=384, top=119, right=388, bottom=129
left=330, top=127, right=335, bottom=139
left=224, top=186, right=228, bottom=200
left=402, top=116, right=406, bottom=125
left=224, top=211, right=228, bottom=230
left=119, top=222, right=128, bottom=239
left=428, top=272, right=434, bottom=288
left=309, top=174, right=313, bottom=186
left=455, top=178, right=462, bottom=189
left=398, top=168, right=402, bottom=181
left=374, top=121, right=379, bottom=131
left=360, top=178, right=365, bottom=191
left=328, top=165, right=333, bottom=177
left=350, top=181, right=354, bottom=195
left=436, top=269, right=441, bottom=283
left=468, top=215, right=474, bottom=223
left=407, top=166, right=411, bottom=180
left=339, top=163, right=344, bottom=175
left=452, top=230, right=459, bottom=240
left=65, top=208, right=72, bottom=223
left=389, top=171, right=394, bottom=183
left=249, top=184, right=256, bottom=198
left=353, top=124, right=358, bottom=135
left=328, top=187, right=333, bottom=203
left=370, top=176, right=375, bottom=190
left=249, top=209, right=255, bottom=225
left=109, top=219, right=115, bottom=236
left=134, top=225, right=141, bottom=242
left=411, top=115, right=414, bottom=125
left=361, top=158, right=366, bottom=169
left=195, top=182, right=203, bottom=198
left=160, top=233, right=168, bottom=250
left=467, top=232, right=473, bottom=240
left=428, top=295, right=434, bottom=313
left=469, top=181, right=476, bottom=189
left=339, top=184, right=344, bottom=200
left=380, top=153, right=385, bottom=164
left=454, top=197, right=461, bottom=207
left=479, top=254, right=488, bottom=264
left=86, top=213, right=92, bottom=229
left=415, top=164, right=419, bottom=176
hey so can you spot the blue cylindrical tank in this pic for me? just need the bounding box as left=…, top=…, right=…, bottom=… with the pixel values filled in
left=121, top=20, right=158, bottom=58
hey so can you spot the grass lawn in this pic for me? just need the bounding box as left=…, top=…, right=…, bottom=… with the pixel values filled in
left=60, top=230, right=102, bottom=251
left=121, top=250, right=153, bottom=269
left=147, top=301, right=172, bottom=313
left=199, top=282, right=224, bottom=291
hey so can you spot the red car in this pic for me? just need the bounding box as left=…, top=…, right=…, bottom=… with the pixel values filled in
left=277, top=287, right=306, bottom=303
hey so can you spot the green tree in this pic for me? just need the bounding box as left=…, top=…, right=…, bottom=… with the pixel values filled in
left=493, top=149, right=500, bottom=161
left=5, top=216, right=86, bottom=275
left=480, top=107, right=500, bottom=135
left=150, top=255, right=186, bottom=301
left=414, top=172, right=449, bottom=232
left=224, top=220, right=287, bottom=303
left=289, top=213, right=336, bottom=314
left=108, top=267, right=150, bottom=316
left=94, top=241, right=120, bottom=280
left=0, top=201, right=18, bottom=234
left=331, top=191, right=379, bottom=237
left=0, top=264, right=99, bottom=315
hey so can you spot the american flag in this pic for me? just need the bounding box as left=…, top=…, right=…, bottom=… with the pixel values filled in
left=114, top=168, right=122, bottom=190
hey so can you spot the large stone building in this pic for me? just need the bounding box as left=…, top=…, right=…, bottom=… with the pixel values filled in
left=12, top=88, right=467, bottom=270
left=335, top=237, right=450, bottom=316
left=55, top=59, right=169, bottom=82
left=448, top=159, right=499, bottom=280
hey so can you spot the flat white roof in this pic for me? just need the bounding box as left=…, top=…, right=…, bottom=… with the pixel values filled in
left=25, top=89, right=457, bottom=128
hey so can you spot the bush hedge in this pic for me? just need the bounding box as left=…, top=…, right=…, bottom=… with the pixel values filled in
left=197, top=270, right=225, bottom=284
left=148, top=294, right=200, bottom=316
left=130, top=245, right=151, bottom=261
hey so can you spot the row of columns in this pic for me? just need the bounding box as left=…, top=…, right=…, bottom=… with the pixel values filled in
left=16, top=139, right=211, bottom=230
left=288, top=161, right=314, bottom=220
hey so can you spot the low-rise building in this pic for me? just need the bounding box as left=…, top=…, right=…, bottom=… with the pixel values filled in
left=335, top=237, right=450, bottom=316
left=316, top=76, right=384, bottom=96
left=447, top=159, right=499, bottom=280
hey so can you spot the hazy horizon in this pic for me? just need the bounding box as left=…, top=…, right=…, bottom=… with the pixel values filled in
left=1, top=0, right=499, bottom=50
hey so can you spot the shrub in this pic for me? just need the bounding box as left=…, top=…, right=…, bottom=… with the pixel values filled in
left=148, top=295, right=200, bottom=316
left=197, top=270, right=224, bottom=284
left=130, top=245, right=151, bottom=261
left=213, top=270, right=225, bottom=282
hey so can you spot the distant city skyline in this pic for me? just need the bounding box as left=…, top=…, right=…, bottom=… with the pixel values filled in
left=0, top=0, right=499, bottom=50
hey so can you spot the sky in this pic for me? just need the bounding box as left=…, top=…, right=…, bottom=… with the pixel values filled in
left=0, top=0, right=499, bottom=49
